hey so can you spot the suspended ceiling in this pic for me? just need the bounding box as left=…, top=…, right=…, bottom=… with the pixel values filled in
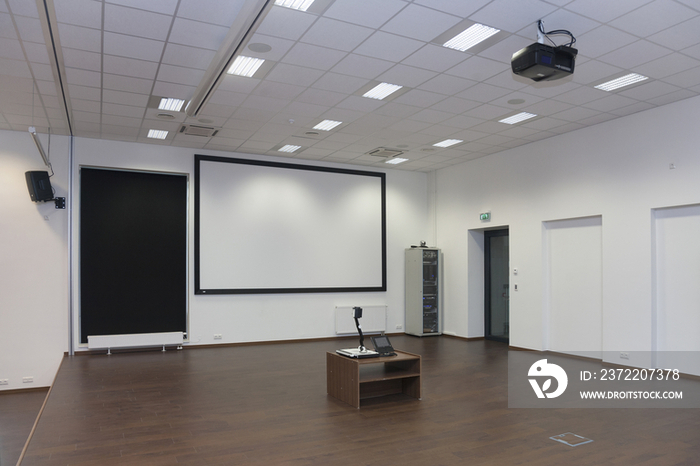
left=2, top=0, right=700, bottom=172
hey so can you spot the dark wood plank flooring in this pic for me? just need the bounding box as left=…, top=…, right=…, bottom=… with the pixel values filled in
left=17, top=336, right=700, bottom=465
left=0, top=388, right=49, bottom=466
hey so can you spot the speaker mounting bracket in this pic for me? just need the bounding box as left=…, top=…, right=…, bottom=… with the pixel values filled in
left=54, top=197, right=66, bottom=209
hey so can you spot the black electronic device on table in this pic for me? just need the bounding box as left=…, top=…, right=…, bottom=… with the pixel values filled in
left=336, top=307, right=380, bottom=359
left=370, top=335, right=397, bottom=357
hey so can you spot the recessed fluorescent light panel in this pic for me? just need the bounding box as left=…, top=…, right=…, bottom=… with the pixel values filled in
left=363, top=82, right=403, bottom=100
left=443, top=23, right=500, bottom=52
left=385, top=157, right=409, bottom=165
left=275, top=0, right=315, bottom=11
left=313, top=120, right=342, bottom=131
left=278, top=144, right=302, bottom=153
left=433, top=139, right=463, bottom=148
left=499, top=112, right=537, bottom=125
left=158, top=98, right=186, bottom=112
left=227, top=56, right=265, bottom=77
left=594, top=73, right=649, bottom=91
left=147, top=129, right=168, bottom=139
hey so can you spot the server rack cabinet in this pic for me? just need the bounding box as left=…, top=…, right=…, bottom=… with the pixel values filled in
left=405, top=248, right=441, bottom=336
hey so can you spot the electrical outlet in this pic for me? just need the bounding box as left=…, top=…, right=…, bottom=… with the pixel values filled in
left=396, top=325, right=403, bottom=330
left=214, top=334, right=222, bottom=340
left=0, top=379, right=8, bottom=385
left=22, top=377, right=33, bottom=383
left=620, top=352, right=630, bottom=360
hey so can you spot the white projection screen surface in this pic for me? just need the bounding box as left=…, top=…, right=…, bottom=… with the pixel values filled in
left=195, top=155, right=386, bottom=294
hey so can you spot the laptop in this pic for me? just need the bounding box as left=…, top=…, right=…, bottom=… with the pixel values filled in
left=371, top=335, right=397, bottom=357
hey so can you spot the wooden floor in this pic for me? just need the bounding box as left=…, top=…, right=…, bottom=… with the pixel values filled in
left=15, top=336, right=700, bottom=465
left=0, top=387, right=49, bottom=466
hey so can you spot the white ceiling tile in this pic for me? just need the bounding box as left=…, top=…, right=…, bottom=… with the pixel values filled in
left=103, top=73, right=154, bottom=94
left=373, top=102, right=421, bottom=118
left=576, top=25, right=638, bottom=59
left=393, top=88, right=448, bottom=107
left=312, top=72, right=368, bottom=94
left=67, top=84, right=101, bottom=101
left=152, top=81, right=196, bottom=99
left=57, top=24, right=102, bottom=52
left=22, top=42, right=50, bottom=64
left=581, top=93, right=637, bottom=112
left=13, top=16, right=44, bottom=43
left=0, top=13, right=16, bottom=40
left=417, top=74, right=477, bottom=96
left=252, top=80, right=305, bottom=100
left=103, top=55, right=159, bottom=79
left=6, top=0, right=39, bottom=18
left=335, top=95, right=385, bottom=112
left=401, top=44, right=469, bottom=73
left=281, top=43, right=347, bottom=71
left=245, top=34, right=295, bottom=62
left=636, top=53, right=700, bottom=80
left=324, top=0, right=407, bottom=29
left=104, top=32, right=165, bottom=62
left=648, top=15, right=700, bottom=50
left=533, top=8, right=601, bottom=40
left=265, top=63, right=324, bottom=86
left=65, top=67, right=101, bottom=87
left=661, top=65, right=700, bottom=88
left=62, top=48, right=102, bottom=72
left=469, top=0, right=558, bottom=33
left=608, top=101, right=655, bottom=116
left=157, top=64, right=205, bottom=86
left=552, top=85, right=604, bottom=105
left=446, top=56, right=508, bottom=82
left=619, top=80, right=681, bottom=100
left=353, top=31, right=424, bottom=62
left=101, top=114, right=142, bottom=128
left=255, top=6, right=316, bottom=41
left=168, top=17, right=229, bottom=50
left=103, top=89, right=149, bottom=107
left=456, top=82, right=512, bottom=103
left=176, top=0, right=247, bottom=26
left=331, top=54, right=394, bottom=79
left=413, top=0, right=491, bottom=18
left=647, top=89, right=698, bottom=106
left=429, top=97, right=481, bottom=114
left=54, top=0, right=102, bottom=29
left=102, top=102, right=145, bottom=118
left=476, top=34, right=532, bottom=65
left=300, top=17, right=374, bottom=52
left=209, top=89, right=247, bottom=107
left=104, top=3, right=172, bottom=41
left=106, top=0, right=179, bottom=16
left=571, top=59, right=623, bottom=85
left=29, top=62, right=55, bottom=81
left=0, top=38, right=24, bottom=60
left=378, top=64, right=437, bottom=88
left=464, top=103, right=512, bottom=120
left=241, top=94, right=290, bottom=112
left=217, top=75, right=260, bottom=94
left=71, top=98, right=102, bottom=113
left=609, top=0, right=697, bottom=37
left=597, top=40, right=669, bottom=69
left=161, top=43, right=216, bottom=69
left=381, top=4, right=461, bottom=42
left=551, top=105, right=602, bottom=122
left=564, top=0, right=654, bottom=23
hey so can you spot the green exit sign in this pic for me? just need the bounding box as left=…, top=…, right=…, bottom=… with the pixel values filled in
left=480, top=212, right=491, bottom=221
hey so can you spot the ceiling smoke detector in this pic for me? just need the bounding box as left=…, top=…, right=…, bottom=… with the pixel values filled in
left=367, top=147, right=404, bottom=158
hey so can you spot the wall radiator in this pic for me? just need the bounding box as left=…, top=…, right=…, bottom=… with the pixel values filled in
left=335, top=305, right=387, bottom=335
left=87, top=332, right=184, bottom=354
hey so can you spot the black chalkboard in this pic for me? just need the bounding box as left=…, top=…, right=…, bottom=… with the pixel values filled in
left=80, top=168, right=187, bottom=343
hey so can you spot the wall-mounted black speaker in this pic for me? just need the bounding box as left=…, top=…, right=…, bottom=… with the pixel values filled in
left=25, top=171, right=54, bottom=202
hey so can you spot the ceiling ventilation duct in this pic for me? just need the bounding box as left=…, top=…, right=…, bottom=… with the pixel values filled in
left=179, top=124, right=219, bottom=137
left=367, top=147, right=404, bottom=158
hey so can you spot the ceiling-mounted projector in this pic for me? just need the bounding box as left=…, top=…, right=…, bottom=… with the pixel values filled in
left=511, top=43, right=577, bottom=82
left=512, top=20, right=577, bottom=82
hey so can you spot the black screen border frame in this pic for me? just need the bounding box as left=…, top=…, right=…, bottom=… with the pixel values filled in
left=194, top=154, right=387, bottom=295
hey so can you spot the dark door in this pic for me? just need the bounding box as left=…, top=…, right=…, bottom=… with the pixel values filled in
left=485, top=229, right=509, bottom=343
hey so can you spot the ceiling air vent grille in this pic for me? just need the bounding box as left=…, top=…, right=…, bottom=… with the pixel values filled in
left=179, top=124, right=218, bottom=137
left=367, top=147, right=404, bottom=158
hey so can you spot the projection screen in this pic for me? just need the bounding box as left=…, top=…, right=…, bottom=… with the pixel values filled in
left=195, top=155, right=386, bottom=294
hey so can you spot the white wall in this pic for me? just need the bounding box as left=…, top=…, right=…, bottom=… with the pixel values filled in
left=0, top=130, right=69, bottom=390
left=70, top=138, right=431, bottom=349
left=436, top=94, right=700, bottom=372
